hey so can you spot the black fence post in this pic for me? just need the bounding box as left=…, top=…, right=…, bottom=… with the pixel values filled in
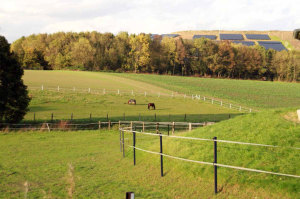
left=213, top=136, right=218, bottom=194
left=122, top=130, right=125, bottom=158
left=133, top=131, right=136, bottom=165
left=160, top=134, right=163, bottom=177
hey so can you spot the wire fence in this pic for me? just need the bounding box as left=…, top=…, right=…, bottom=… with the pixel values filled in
left=119, top=127, right=300, bottom=194
left=28, top=85, right=257, bottom=113
left=0, top=120, right=212, bottom=133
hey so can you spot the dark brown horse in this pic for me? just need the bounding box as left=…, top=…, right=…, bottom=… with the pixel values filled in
left=148, top=103, right=155, bottom=110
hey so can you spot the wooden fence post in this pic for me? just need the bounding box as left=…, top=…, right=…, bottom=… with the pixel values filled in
left=189, top=123, right=192, bottom=131
left=130, top=121, right=133, bottom=131
left=142, top=122, right=145, bottom=132
left=172, top=122, right=175, bottom=135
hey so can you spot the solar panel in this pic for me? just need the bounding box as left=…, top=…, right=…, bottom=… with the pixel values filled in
left=220, top=34, right=244, bottom=40
left=193, top=35, right=217, bottom=40
left=232, top=41, right=255, bottom=46
left=246, top=34, right=270, bottom=40
left=161, top=34, right=180, bottom=38
left=258, top=41, right=287, bottom=51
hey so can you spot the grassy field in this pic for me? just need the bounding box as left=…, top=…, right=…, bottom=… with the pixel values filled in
left=3, top=70, right=296, bottom=198
left=112, top=73, right=300, bottom=109
left=23, top=70, right=239, bottom=123
left=1, top=109, right=299, bottom=198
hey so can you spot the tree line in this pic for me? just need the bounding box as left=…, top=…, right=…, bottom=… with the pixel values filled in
left=11, top=31, right=300, bottom=81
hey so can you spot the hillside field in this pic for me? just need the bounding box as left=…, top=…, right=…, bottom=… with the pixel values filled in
left=112, top=73, right=300, bottom=109
left=23, top=70, right=239, bottom=123
left=0, top=70, right=298, bottom=198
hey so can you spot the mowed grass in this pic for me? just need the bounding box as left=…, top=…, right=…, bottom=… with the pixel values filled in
left=23, top=70, right=239, bottom=123
left=1, top=109, right=299, bottom=198
left=111, top=73, right=300, bottom=109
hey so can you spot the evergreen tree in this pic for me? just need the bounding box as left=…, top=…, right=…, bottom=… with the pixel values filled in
left=0, top=35, right=30, bottom=123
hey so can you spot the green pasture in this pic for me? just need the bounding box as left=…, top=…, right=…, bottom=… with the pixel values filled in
left=23, top=70, right=239, bottom=123
left=25, top=90, right=239, bottom=123
left=111, top=73, right=300, bottom=109
left=1, top=109, right=299, bottom=198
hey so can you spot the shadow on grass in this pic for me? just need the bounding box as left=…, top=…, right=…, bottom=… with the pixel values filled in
left=22, top=113, right=245, bottom=124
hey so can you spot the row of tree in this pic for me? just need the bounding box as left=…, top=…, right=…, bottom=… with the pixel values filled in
left=11, top=31, right=300, bottom=81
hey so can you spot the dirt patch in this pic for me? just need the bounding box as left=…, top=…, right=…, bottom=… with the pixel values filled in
left=67, top=163, right=75, bottom=199
left=283, top=111, right=300, bottom=123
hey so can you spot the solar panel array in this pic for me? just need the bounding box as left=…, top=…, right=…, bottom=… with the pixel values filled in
left=161, top=34, right=180, bottom=38
left=193, top=35, right=217, bottom=40
left=232, top=41, right=255, bottom=46
left=245, top=34, right=270, bottom=40
left=220, top=34, right=244, bottom=40
left=258, top=41, right=287, bottom=51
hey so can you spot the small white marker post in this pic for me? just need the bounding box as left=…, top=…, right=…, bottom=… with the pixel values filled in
left=73, top=87, right=75, bottom=92
left=239, top=106, right=242, bottom=111
left=41, top=85, right=44, bottom=91
left=230, top=104, right=232, bottom=109
left=57, top=86, right=59, bottom=92
left=145, top=92, right=147, bottom=97
left=88, top=88, right=91, bottom=93
left=204, top=97, right=206, bottom=101
left=118, top=89, right=120, bottom=95
left=212, top=99, right=214, bottom=104
left=221, top=101, right=223, bottom=106
left=132, top=90, right=134, bottom=95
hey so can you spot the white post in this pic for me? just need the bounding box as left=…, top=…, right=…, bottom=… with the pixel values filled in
left=172, top=92, right=174, bottom=98
left=189, top=123, right=192, bottom=131
left=230, top=104, right=232, bottom=109
left=103, top=89, right=105, bottom=94
left=88, top=88, right=90, bottom=93
left=250, top=108, right=252, bottom=113
left=41, top=85, right=44, bottom=91
left=73, top=87, right=75, bottom=92
left=221, top=101, right=223, bottom=106
left=132, top=90, right=134, bottom=95
left=239, top=106, right=242, bottom=111
left=192, top=94, right=194, bottom=100
left=145, top=92, right=147, bottom=97
left=204, top=97, right=206, bottom=101
left=212, top=99, right=214, bottom=104
left=117, top=89, right=120, bottom=95
left=57, top=86, right=59, bottom=92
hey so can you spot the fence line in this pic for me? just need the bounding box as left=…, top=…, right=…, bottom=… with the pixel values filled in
left=28, top=85, right=257, bottom=113
left=120, top=127, right=299, bottom=194
left=122, top=128, right=300, bottom=150
left=129, top=146, right=300, bottom=178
